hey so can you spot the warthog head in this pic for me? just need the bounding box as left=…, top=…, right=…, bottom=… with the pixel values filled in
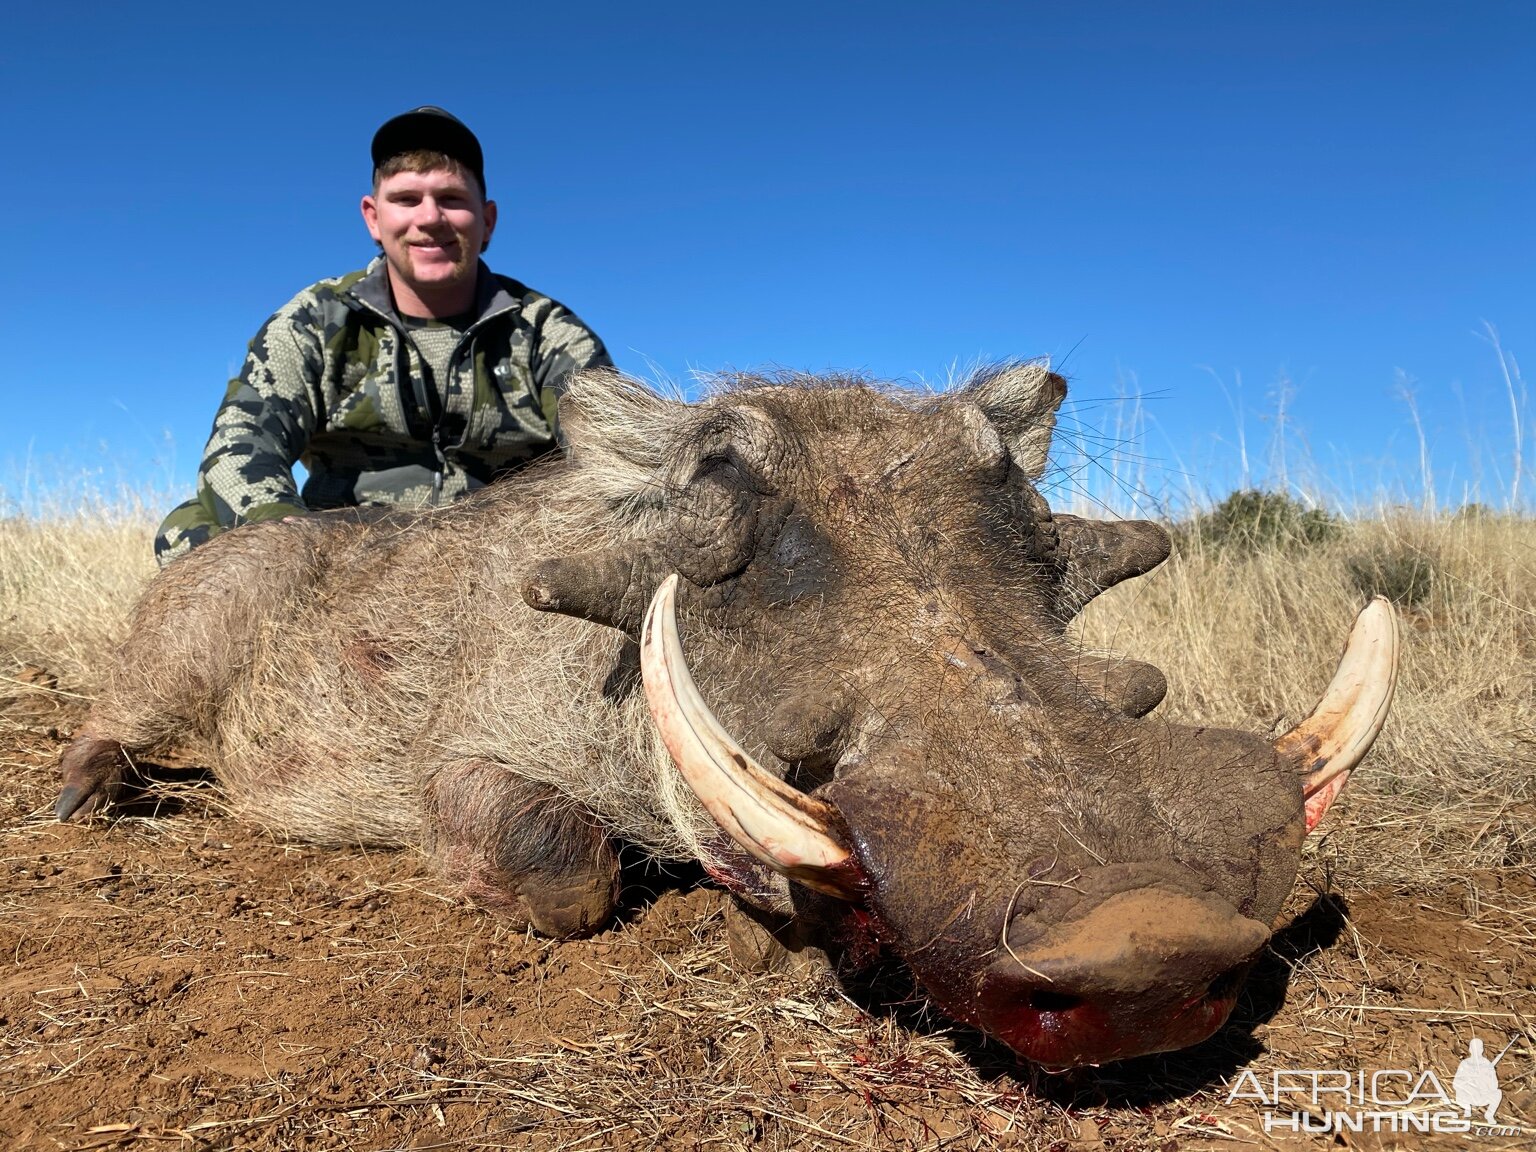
left=525, top=365, right=1397, bottom=1068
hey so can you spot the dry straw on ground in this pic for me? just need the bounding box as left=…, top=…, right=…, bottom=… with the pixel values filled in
left=1, top=498, right=1532, bottom=1151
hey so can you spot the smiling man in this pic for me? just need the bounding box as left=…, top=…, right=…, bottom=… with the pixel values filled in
left=154, top=107, right=611, bottom=564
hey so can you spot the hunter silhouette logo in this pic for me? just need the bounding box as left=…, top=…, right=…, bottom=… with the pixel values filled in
left=1229, top=1035, right=1523, bottom=1136
left=1454, top=1037, right=1512, bottom=1125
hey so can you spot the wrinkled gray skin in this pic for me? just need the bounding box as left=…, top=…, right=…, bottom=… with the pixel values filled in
left=58, top=367, right=1310, bottom=1069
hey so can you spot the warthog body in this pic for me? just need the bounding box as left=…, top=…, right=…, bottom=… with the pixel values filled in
left=59, top=366, right=1397, bottom=1068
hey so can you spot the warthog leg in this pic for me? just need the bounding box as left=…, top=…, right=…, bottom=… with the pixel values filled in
left=723, top=898, right=832, bottom=978
left=56, top=734, right=129, bottom=820
left=423, top=759, right=619, bottom=939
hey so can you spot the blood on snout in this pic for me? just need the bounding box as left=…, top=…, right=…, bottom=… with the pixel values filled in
left=978, top=968, right=1251, bottom=1069
left=969, top=885, right=1269, bottom=1068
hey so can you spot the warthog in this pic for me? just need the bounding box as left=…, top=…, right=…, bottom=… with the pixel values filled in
left=57, top=365, right=1398, bottom=1069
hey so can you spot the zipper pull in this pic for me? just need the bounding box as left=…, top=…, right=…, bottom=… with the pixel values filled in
left=431, top=425, right=446, bottom=503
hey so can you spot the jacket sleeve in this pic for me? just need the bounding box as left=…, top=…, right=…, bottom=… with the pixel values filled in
left=529, top=302, right=613, bottom=442
left=194, top=297, right=327, bottom=526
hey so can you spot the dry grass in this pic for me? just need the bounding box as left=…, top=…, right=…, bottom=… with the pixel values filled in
left=0, top=505, right=156, bottom=691
left=2, top=500, right=1534, bottom=1150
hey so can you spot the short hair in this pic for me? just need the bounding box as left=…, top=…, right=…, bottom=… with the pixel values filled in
left=372, top=150, right=486, bottom=201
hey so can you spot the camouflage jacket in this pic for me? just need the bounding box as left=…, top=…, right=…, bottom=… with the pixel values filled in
left=155, top=257, right=610, bottom=564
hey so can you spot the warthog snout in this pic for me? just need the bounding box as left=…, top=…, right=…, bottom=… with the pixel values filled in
left=979, top=883, right=1270, bottom=1068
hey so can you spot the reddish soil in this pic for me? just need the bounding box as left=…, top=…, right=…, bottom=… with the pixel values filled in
left=1, top=698, right=1532, bottom=1151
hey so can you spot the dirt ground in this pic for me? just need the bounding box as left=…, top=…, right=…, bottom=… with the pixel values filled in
left=2, top=693, right=1532, bottom=1151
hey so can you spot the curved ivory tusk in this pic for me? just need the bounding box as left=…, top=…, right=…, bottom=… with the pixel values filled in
left=1274, top=597, right=1401, bottom=833
left=640, top=574, right=863, bottom=899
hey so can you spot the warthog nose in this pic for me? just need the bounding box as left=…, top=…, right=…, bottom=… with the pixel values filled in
left=978, top=888, right=1269, bottom=1068
left=1023, top=988, right=1083, bottom=1013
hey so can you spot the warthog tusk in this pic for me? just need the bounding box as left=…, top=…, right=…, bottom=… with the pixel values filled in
left=1274, top=597, right=1401, bottom=833
left=640, top=574, right=862, bottom=899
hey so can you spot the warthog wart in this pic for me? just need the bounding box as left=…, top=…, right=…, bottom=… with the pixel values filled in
left=57, top=364, right=1398, bottom=1068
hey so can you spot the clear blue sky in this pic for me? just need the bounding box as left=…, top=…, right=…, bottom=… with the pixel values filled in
left=2, top=2, right=1531, bottom=514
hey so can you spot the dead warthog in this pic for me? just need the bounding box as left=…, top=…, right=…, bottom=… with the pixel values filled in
left=57, top=365, right=1398, bottom=1069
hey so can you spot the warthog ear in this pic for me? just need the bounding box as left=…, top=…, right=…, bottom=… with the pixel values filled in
left=555, top=368, right=685, bottom=464
left=964, top=362, right=1068, bottom=479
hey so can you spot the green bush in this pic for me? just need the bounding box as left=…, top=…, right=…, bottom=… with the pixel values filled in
left=1183, top=489, right=1341, bottom=552
left=1345, top=544, right=1436, bottom=607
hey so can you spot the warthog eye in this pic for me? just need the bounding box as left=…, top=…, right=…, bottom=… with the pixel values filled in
left=692, top=448, right=758, bottom=490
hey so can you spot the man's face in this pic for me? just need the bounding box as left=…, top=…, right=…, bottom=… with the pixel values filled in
left=361, top=168, right=497, bottom=301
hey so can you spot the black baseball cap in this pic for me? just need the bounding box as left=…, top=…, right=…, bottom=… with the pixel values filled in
left=371, top=106, right=486, bottom=196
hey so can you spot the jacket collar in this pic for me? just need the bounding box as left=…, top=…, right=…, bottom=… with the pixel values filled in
left=348, top=257, right=521, bottom=328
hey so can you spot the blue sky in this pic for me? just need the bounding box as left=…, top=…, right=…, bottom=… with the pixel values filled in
left=2, top=2, right=1531, bottom=514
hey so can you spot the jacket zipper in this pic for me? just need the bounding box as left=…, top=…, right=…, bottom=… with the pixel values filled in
left=355, top=287, right=521, bottom=506
left=430, top=425, right=445, bottom=503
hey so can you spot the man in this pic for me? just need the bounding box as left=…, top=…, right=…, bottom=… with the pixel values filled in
left=155, top=107, right=611, bottom=564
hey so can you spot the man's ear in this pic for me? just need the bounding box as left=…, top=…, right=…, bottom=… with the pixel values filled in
left=481, top=199, right=498, bottom=253
left=361, top=195, right=382, bottom=243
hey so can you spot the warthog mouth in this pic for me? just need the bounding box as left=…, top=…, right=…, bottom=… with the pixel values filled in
left=977, top=960, right=1253, bottom=1070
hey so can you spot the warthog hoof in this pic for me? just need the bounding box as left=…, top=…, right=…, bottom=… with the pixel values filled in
left=464, top=861, right=621, bottom=940
left=56, top=735, right=128, bottom=821
left=724, top=898, right=832, bottom=978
